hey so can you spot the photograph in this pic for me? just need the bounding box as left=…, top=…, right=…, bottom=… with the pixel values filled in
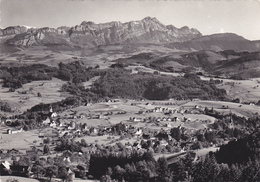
left=0, top=0, right=260, bottom=181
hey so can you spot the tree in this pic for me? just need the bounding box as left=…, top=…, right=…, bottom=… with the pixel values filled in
left=17, top=156, right=32, bottom=166
left=113, top=165, right=126, bottom=181
left=228, top=164, right=242, bottom=182
left=205, top=131, right=216, bottom=143
left=170, top=127, right=181, bottom=141
left=100, top=175, right=112, bottom=182
left=43, top=137, right=51, bottom=144
left=47, top=157, right=54, bottom=165
left=37, top=92, right=42, bottom=97
left=46, top=165, right=58, bottom=181
left=157, top=157, right=172, bottom=182
left=192, top=154, right=221, bottom=182
left=135, top=161, right=151, bottom=181
left=81, top=139, right=87, bottom=147
left=43, top=145, right=50, bottom=154
left=32, top=163, right=45, bottom=178
left=59, top=166, right=68, bottom=182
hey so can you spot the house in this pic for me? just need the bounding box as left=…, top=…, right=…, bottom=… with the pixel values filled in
left=162, top=117, right=167, bottom=121
left=26, top=148, right=43, bottom=156
left=133, top=142, right=142, bottom=150
left=50, top=121, right=57, bottom=128
left=154, top=107, right=162, bottom=112
left=7, top=129, right=12, bottom=134
left=1, top=160, right=11, bottom=170
left=8, top=148, right=20, bottom=155
left=63, top=157, right=71, bottom=164
left=135, top=129, right=143, bottom=137
left=68, top=122, right=76, bottom=130
left=89, top=127, right=98, bottom=135
left=156, top=117, right=161, bottom=122
left=79, top=114, right=85, bottom=119
left=42, top=117, right=51, bottom=125
left=0, top=161, right=12, bottom=175
left=166, top=123, right=172, bottom=128
left=7, top=128, right=23, bottom=134
left=85, top=102, right=92, bottom=106
left=51, top=112, right=58, bottom=118
left=10, top=164, right=32, bottom=177
left=167, top=117, right=172, bottom=122
left=160, top=140, right=168, bottom=146
left=74, top=165, right=87, bottom=178
left=132, top=117, right=143, bottom=122
left=142, top=133, right=151, bottom=139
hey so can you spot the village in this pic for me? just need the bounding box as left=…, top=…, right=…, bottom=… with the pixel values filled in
left=2, top=97, right=255, bottom=181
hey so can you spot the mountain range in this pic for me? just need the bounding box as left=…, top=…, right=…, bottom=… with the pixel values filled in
left=0, top=17, right=201, bottom=47
left=1, top=17, right=259, bottom=52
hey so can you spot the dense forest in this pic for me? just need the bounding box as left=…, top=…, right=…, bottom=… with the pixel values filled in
left=89, top=69, right=227, bottom=101
left=86, top=128, right=260, bottom=182
left=0, top=64, right=57, bottom=89
left=0, top=61, right=101, bottom=90
left=0, top=62, right=227, bottom=101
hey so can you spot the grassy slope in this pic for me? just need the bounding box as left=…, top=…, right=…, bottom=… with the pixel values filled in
left=0, top=78, right=69, bottom=116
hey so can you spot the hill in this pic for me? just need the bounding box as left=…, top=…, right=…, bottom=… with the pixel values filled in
left=167, top=33, right=260, bottom=52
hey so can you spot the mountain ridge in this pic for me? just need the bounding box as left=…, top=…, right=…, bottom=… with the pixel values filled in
left=1, top=17, right=259, bottom=52
left=0, top=17, right=201, bottom=47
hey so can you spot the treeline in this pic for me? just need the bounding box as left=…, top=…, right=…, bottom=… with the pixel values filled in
left=90, top=69, right=227, bottom=100
left=89, top=149, right=260, bottom=182
left=56, top=62, right=101, bottom=83
left=0, top=61, right=101, bottom=90
left=0, top=64, right=56, bottom=89
left=1, top=62, right=227, bottom=101
left=205, top=107, right=259, bottom=132
left=89, top=130, right=260, bottom=182
left=89, top=151, right=156, bottom=180
left=215, top=128, right=260, bottom=165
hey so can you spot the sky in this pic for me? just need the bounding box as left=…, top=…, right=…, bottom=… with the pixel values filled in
left=1, top=0, right=260, bottom=40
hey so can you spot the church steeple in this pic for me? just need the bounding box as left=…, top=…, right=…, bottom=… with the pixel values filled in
left=50, top=105, right=53, bottom=113
left=229, top=111, right=234, bottom=129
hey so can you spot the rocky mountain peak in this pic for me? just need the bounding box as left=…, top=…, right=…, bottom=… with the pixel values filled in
left=0, top=26, right=28, bottom=36
left=3, top=17, right=203, bottom=47
left=80, top=21, right=95, bottom=26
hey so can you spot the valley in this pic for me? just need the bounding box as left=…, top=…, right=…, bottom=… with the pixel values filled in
left=0, top=17, right=259, bottom=182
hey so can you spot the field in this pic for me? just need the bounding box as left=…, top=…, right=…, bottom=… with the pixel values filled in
left=200, top=76, right=260, bottom=103
left=184, top=100, right=260, bottom=118
left=218, top=78, right=260, bottom=103
left=60, top=98, right=258, bottom=131
left=0, top=176, right=40, bottom=182
left=75, top=135, right=121, bottom=146
left=0, top=125, right=41, bottom=150
left=0, top=98, right=257, bottom=150
left=0, top=78, right=69, bottom=116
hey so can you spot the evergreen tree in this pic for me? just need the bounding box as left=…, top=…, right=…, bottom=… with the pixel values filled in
left=157, top=157, right=172, bottom=182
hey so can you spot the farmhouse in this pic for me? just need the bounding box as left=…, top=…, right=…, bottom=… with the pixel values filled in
left=1, top=160, right=11, bottom=170
left=7, top=148, right=20, bottom=155
left=131, top=117, right=144, bottom=122
left=135, top=128, right=143, bottom=137
left=7, top=128, right=23, bottom=134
